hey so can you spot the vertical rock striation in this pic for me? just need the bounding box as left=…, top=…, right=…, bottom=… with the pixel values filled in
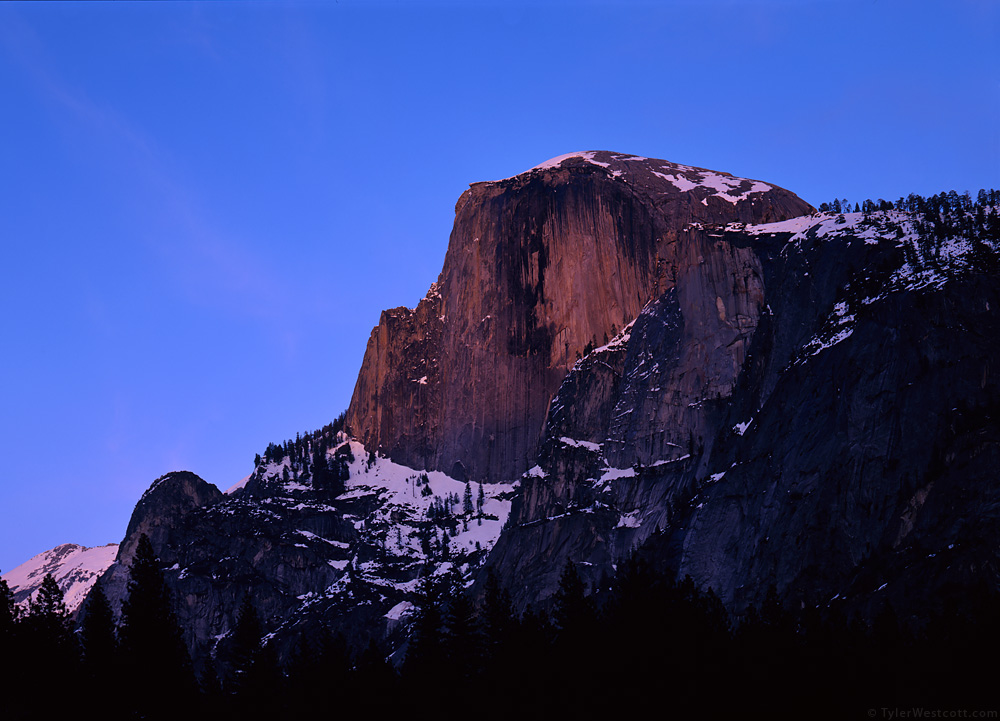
left=345, top=151, right=813, bottom=483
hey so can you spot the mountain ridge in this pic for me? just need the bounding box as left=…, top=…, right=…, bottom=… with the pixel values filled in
left=344, top=150, right=814, bottom=484
left=9, top=154, right=999, bottom=672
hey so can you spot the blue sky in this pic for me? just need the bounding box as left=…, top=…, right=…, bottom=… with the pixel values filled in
left=1, top=0, right=996, bottom=573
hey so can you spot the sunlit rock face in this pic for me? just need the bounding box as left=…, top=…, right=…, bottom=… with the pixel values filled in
left=345, top=151, right=813, bottom=484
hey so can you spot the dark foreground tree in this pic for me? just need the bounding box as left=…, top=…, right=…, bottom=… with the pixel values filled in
left=119, top=534, right=196, bottom=716
left=0, top=576, right=17, bottom=702
left=224, top=594, right=282, bottom=714
left=80, top=580, right=117, bottom=679
left=227, top=595, right=264, bottom=693
left=403, top=574, right=447, bottom=681
left=0, top=576, right=16, bottom=639
left=16, top=574, right=80, bottom=712
left=26, top=573, right=78, bottom=664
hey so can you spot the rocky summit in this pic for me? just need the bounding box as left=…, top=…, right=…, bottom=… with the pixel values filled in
left=13, top=152, right=998, bottom=672
left=345, top=151, right=813, bottom=484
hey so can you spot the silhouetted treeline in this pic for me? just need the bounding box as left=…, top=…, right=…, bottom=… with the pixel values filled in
left=3, top=546, right=998, bottom=719
left=0, top=534, right=198, bottom=720
left=257, top=411, right=346, bottom=467
left=820, top=188, right=1000, bottom=254
left=388, top=559, right=1000, bottom=719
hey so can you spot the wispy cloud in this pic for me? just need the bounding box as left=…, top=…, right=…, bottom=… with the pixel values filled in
left=1, top=7, right=310, bottom=331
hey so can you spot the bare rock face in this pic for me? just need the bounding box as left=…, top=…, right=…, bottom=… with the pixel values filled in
left=488, top=205, right=1000, bottom=621
left=99, top=472, right=226, bottom=640
left=345, top=152, right=813, bottom=483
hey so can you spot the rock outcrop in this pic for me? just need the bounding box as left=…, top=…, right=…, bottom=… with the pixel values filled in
left=96, top=446, right=515, bottom=671
left=49, top=153, right=996, bottom=669
left=489, top=208, right=1000, bottom=621
left=345, top=152, right=813, bottom=483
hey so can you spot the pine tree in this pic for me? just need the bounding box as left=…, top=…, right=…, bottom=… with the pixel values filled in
left=27, top=574, right=76, bottom=658
left=119, top=534, right=195, bottom=712
left=0, top=576, right=17, bottom=639
left=440, top=529, right=450, bottom=560
left=552, top=560, right=594, bottom=636
left=442, top=584, right=482, bottom=687
left=355, top=639, right=400, bottom=711
left=0, top=576, right=19, bottom=707
left=463, top=481, right=474, bottom=516
left=227, top=595, right=264, bottom=694
left=80, top=581, right=117, bottom=677
left=405, top=576, right=447, bottom=680
left=200, top=656, right=223, bottom=697
left=22, top=574, right=79, bottom=702
left=481, top=568, right=515, bottom=656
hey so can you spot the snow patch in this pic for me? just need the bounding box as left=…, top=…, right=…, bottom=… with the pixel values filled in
left=599, top=466, right=636, bottom=482
left=616, top=511, right=642, bottom=529
left=558, top=437, right=602, bottom=452
left=385, top=600, right=413, bottom=621
left=225, top=474, right=252, bottom=494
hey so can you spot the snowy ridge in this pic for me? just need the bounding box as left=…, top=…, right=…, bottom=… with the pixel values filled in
left=491, top=151, right=776, bottom=204
left=738, top=209, right=997, bottom=364
left=530, top=151, right=612, bottom=171
left=739, top=210, right=918, bottom=249
left=2, top=543, right=118, bottom=612
left=224, top=439, right=516, bottom=636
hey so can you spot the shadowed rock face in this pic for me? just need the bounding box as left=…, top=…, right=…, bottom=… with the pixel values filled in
left=71, top=155, right=1000, bottom=668
left=345, top=151, right=814, bottom=483
left=487, top=207, right=1000, bottom=621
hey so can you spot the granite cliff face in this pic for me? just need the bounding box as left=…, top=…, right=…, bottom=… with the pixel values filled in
left=488, top=207, right=1000, bottom=621
left=345, top=151, right=813, bottom=483
left=45, top=153, right=996, bottom=669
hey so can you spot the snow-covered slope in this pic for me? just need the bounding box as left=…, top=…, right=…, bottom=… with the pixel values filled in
left=497, top=150, right=776, bottom=204
left=2, top=542, right=118, bottom=613
left=96, top=433, right=516, bottom=667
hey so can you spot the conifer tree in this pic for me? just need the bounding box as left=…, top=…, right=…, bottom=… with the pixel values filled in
left=27, top=574, right=76, bottom=659
left=0, top=576, right=18, bottom=704
left=463, top=481, right=474, bottom=517
left=200, top=656, right=223, bottom=697
left=552, top=560, right=593, bottom=635
left=355, top=638, right=400, bottom=711
left=442, top=584, right=481, bottom=684
left=227, top=594, right=264, bottom=694
left=405, top=575, right=447, bottom=681
left=80, top=581, right=117, bottom=677
left=226, top=596, right=281, bottom=714
left=119, top=534, right=195, bottom=712
left=0, top=575, right=17, bottom=639
left=22, top=574, right=80, bottom=704
left=481, top=568, right=514, bottom=654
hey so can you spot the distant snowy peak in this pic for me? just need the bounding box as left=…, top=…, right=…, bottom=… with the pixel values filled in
left=2, top=542, right=118, bottom=613
left=494, top=150, right=776, bottom=205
